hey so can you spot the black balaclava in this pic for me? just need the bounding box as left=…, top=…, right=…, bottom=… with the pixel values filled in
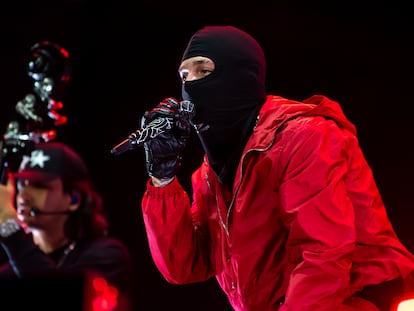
left=181, top=26, right=266, bottom=187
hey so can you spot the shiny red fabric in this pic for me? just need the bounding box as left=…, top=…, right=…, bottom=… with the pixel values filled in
left=142, top=95, right=414, bottom=311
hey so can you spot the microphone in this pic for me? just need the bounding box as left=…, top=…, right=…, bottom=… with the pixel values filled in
left=110, top=100, right=195, bottom=156
left=29, top=208, right=72, bottom=216
left=110, top=117, right=174, bottom=155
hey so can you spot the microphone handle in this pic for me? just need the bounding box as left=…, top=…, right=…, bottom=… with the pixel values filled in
left=110, top=138, right=132, bottom=155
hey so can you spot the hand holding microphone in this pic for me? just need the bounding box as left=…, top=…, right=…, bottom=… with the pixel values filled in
left=143, top=97, right=192, bottom=179
left=111, top=97, right=194, bottom=179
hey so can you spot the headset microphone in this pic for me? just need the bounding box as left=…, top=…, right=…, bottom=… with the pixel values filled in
left=29, top=208, right=72, bottom=216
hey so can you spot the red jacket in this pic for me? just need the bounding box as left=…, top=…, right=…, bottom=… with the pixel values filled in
left=142, top=95, right=414, bottom=310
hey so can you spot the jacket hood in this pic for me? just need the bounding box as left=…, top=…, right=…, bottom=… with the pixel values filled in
left=302, top=94, right=356, bottom=134
left=249, top=95, right=357, bottom=149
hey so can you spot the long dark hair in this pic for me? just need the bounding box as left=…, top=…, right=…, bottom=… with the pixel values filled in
left=63, top=180, right=108, bottom=242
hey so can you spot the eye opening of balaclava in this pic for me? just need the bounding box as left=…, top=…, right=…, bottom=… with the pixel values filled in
left=181, top=25, right=266, bottom=187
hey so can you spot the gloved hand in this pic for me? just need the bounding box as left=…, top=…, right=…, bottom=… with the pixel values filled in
left=142, top=97, right=191, bottom=180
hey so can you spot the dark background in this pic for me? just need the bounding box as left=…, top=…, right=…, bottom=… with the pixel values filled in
left=1, top=1, right=413, bottom=310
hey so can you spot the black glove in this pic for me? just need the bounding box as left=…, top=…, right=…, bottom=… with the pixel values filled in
left=142, top=97, right=191, bottom=179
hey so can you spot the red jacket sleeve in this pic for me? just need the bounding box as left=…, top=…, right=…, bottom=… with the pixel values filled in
left=141, top=177, right=214, bottom=283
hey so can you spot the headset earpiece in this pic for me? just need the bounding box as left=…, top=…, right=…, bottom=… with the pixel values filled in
left=70, top=194, right=78, bottom=205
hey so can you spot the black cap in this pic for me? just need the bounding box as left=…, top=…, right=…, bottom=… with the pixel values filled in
left=12, top=141, right=89, bottom=184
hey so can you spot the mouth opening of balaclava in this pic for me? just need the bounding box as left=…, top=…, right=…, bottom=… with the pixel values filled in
left=181, top=25, right=266, bottom=187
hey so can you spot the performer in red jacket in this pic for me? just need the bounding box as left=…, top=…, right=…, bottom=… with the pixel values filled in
left=140, top=25, right=414, bottom=311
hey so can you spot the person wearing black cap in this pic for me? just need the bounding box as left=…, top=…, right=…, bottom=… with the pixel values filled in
left=138, top=26, right=414, bottom=311
left=0, top=141, right=133, bottom=311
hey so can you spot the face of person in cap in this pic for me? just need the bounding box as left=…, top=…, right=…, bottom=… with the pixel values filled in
left=15, top=177, right=77, bottom=229
left=12, top=142, right=88, bottom=233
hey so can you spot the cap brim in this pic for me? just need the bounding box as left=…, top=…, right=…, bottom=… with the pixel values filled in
left=12, top=171, right=58, bottom=182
